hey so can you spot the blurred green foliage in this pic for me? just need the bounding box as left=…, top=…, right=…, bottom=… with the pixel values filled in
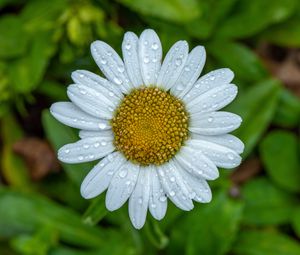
left=0, top=0, right=300, bottom=254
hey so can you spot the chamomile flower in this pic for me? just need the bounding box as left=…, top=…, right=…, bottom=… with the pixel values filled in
left=50, top=29, right=244, bottom=229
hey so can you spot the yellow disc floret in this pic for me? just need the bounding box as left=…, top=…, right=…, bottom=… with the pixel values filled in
left=111, top=87, right=189, bottom=166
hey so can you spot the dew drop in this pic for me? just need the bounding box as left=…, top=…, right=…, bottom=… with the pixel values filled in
left=94, top=142, right=100, bottom=148
left=227, top=152, right=235, bottom=160
left=207, top=117, right=214, bottom=123
left=138, top=198, right=143, bottom=204
left=98, top=123, right=106, bottom=130
left=119, top=169, right=128, bottom=178
left=170, top=176, right=175, bottom=182
left=151, top=203, right=157, bottom=208
left=125, top=43, right=131, bottom=50
left=175, top=58, right=182, bottom=66
left=184, top=66, right=190, bottom=72
left=113, top=77, right=122, bottom=85
left=151, top=42, right=159, bottom=50
left=80, top=89, right=87, bottom=95
left=78, top=155, right=84, bottom=161
left=83, top=144, right=90, bottom=149
left=64, top=149, right=70, bottom=154
left=159, top=196, right=167, bottom=202
left=144, top=57, right=150, bottom=64
left=169, top=191, right=175, bottom=197
left=101, top=141, right=107, bottom=146
left=109, top=92, right=114, bottom=97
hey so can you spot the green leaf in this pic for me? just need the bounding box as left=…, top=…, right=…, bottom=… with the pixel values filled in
left=118, top=0, right=200, bottom=24
left=0, top=188, right=105, bottom=248
left=241, top=178, right=296, bottom=225
left=185, top=0, right=238, bottom=40
left=82, top=195, right=107, bottom=226
left=42, top=110, right=92, bottom=186
left=217, top=0, right=298, bottom=38
left=262, top=9, right=300, bottom=47
left=227, top=79, right=281, bottom=157
left=11, top=226, right=58, bottom=255
left=0, top=114, right=31, bottom=189
left=169, top=192, right=243, bottom=255
left=20, top=0, right=68, bottom=33
left=38, top=81, right=68, bottom=102
left=208, top=41, right=268, bottom=83
left=0, top=15, right=29, bottom=58
left=273, top=88, right=300, bottom=127
left=292, top=207, right=300, bottom=238
left=260, top=130, right=300, bottom=193
left=8, top=31, right=57, bottom=93
left=233, top=230, right=300, bottom=255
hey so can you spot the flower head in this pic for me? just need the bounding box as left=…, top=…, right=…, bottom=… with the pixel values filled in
left=50, top=29, right=244, bottom=229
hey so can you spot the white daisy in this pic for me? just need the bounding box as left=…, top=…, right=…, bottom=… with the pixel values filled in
left=50, top=29, right=244, bottom=229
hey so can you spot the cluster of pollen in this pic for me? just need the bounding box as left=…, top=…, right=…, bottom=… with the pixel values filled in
left=111, top=87, right=189, bottom=166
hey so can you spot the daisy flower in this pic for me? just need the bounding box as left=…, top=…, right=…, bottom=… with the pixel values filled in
left=50, top=29, right=244, bottom=229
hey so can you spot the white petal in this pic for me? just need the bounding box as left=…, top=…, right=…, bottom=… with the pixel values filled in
left=175, top=146, right=219, bottom=180
left=78, top=130, right=113, bottom=139
left=50, top=102, right=110, bottom=131
left=71, top=70, right=123, bottom=100
left=187, top=139, right=242, bottom=169
left=129, top=167, right=151, bottom=229
left=171, top=46, right=206, bottom=98
left=158, top=160, right=194, bottom=211
left=91, top=41, right=132, bottom=93
left=80, top=152, right=125, bottom=199
left=122, top=32, right=143, bottom=88
left=148, top=166, right=167, bottom=220
left=58, top=136, right=114, bottom=163
left=191, top=134, right=244, bottom=154
left=138, top=29, right=162, bottom=86
left=186, top=84, right=238, bottom=114
left=156, top=41, right=188, bottom=90
left=106, top=162, right=140, bottom=211
left=174, top=161, right=212, bottom=203
left=183, top=68, right=234, bottom=102
left=189, top=111, right=242, bottom=135
left=67, top=84, right=114, bottom=119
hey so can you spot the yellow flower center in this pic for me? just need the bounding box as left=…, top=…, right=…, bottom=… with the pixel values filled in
left=111, top=87, right=189, bottom=166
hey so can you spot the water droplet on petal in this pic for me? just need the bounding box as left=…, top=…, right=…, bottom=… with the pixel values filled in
left=169, top=191, right=175, bottom=197
left=64, top=149, right=70, bottom=154
left=144, top=57, right=150, bottom=64
left=125, top=43, right=131, bottom=50
left=78, top=155, right=84, bottom=161
left=113, top=77, right=122, bottom=85
left=98, top=123, right=106, bottom=130
left=227, top=152, right=235, bottom=160
left=151, top=42, right=158, bottom=50
left=119, top=169, right=127, bottom=178
left=207, top=117, right=214, bottom=123
left=101, top=141, right=107, bottom=146
left=94, top=142, right=100, bottom=148
left=175, top=58, right=182, bottom=66
left=159, top=196, right=167, bottom=202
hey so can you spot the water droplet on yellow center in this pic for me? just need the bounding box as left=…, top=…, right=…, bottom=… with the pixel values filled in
left=111, top=87, right=189, bottom=166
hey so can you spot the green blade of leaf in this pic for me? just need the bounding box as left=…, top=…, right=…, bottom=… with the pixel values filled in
left=227, top=79, right=281, bottom=157
left=241, top=177, right=297, bottom=225
left=117, top=0, right=200, bottom=24
left=217, top=0, right=298, bottom=39
left=208, top=41, right=268, bottom=83
left=82, top=195, right=107, bottom=226
left=260, top=130, right=300, bottom=193
left=42, top=110, right=93, bottom=186
left=0, top=188, right=105, bottom=248
left=168, top=191, right=243, bottom=255
left=233, top=230, right=300, bottom=255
